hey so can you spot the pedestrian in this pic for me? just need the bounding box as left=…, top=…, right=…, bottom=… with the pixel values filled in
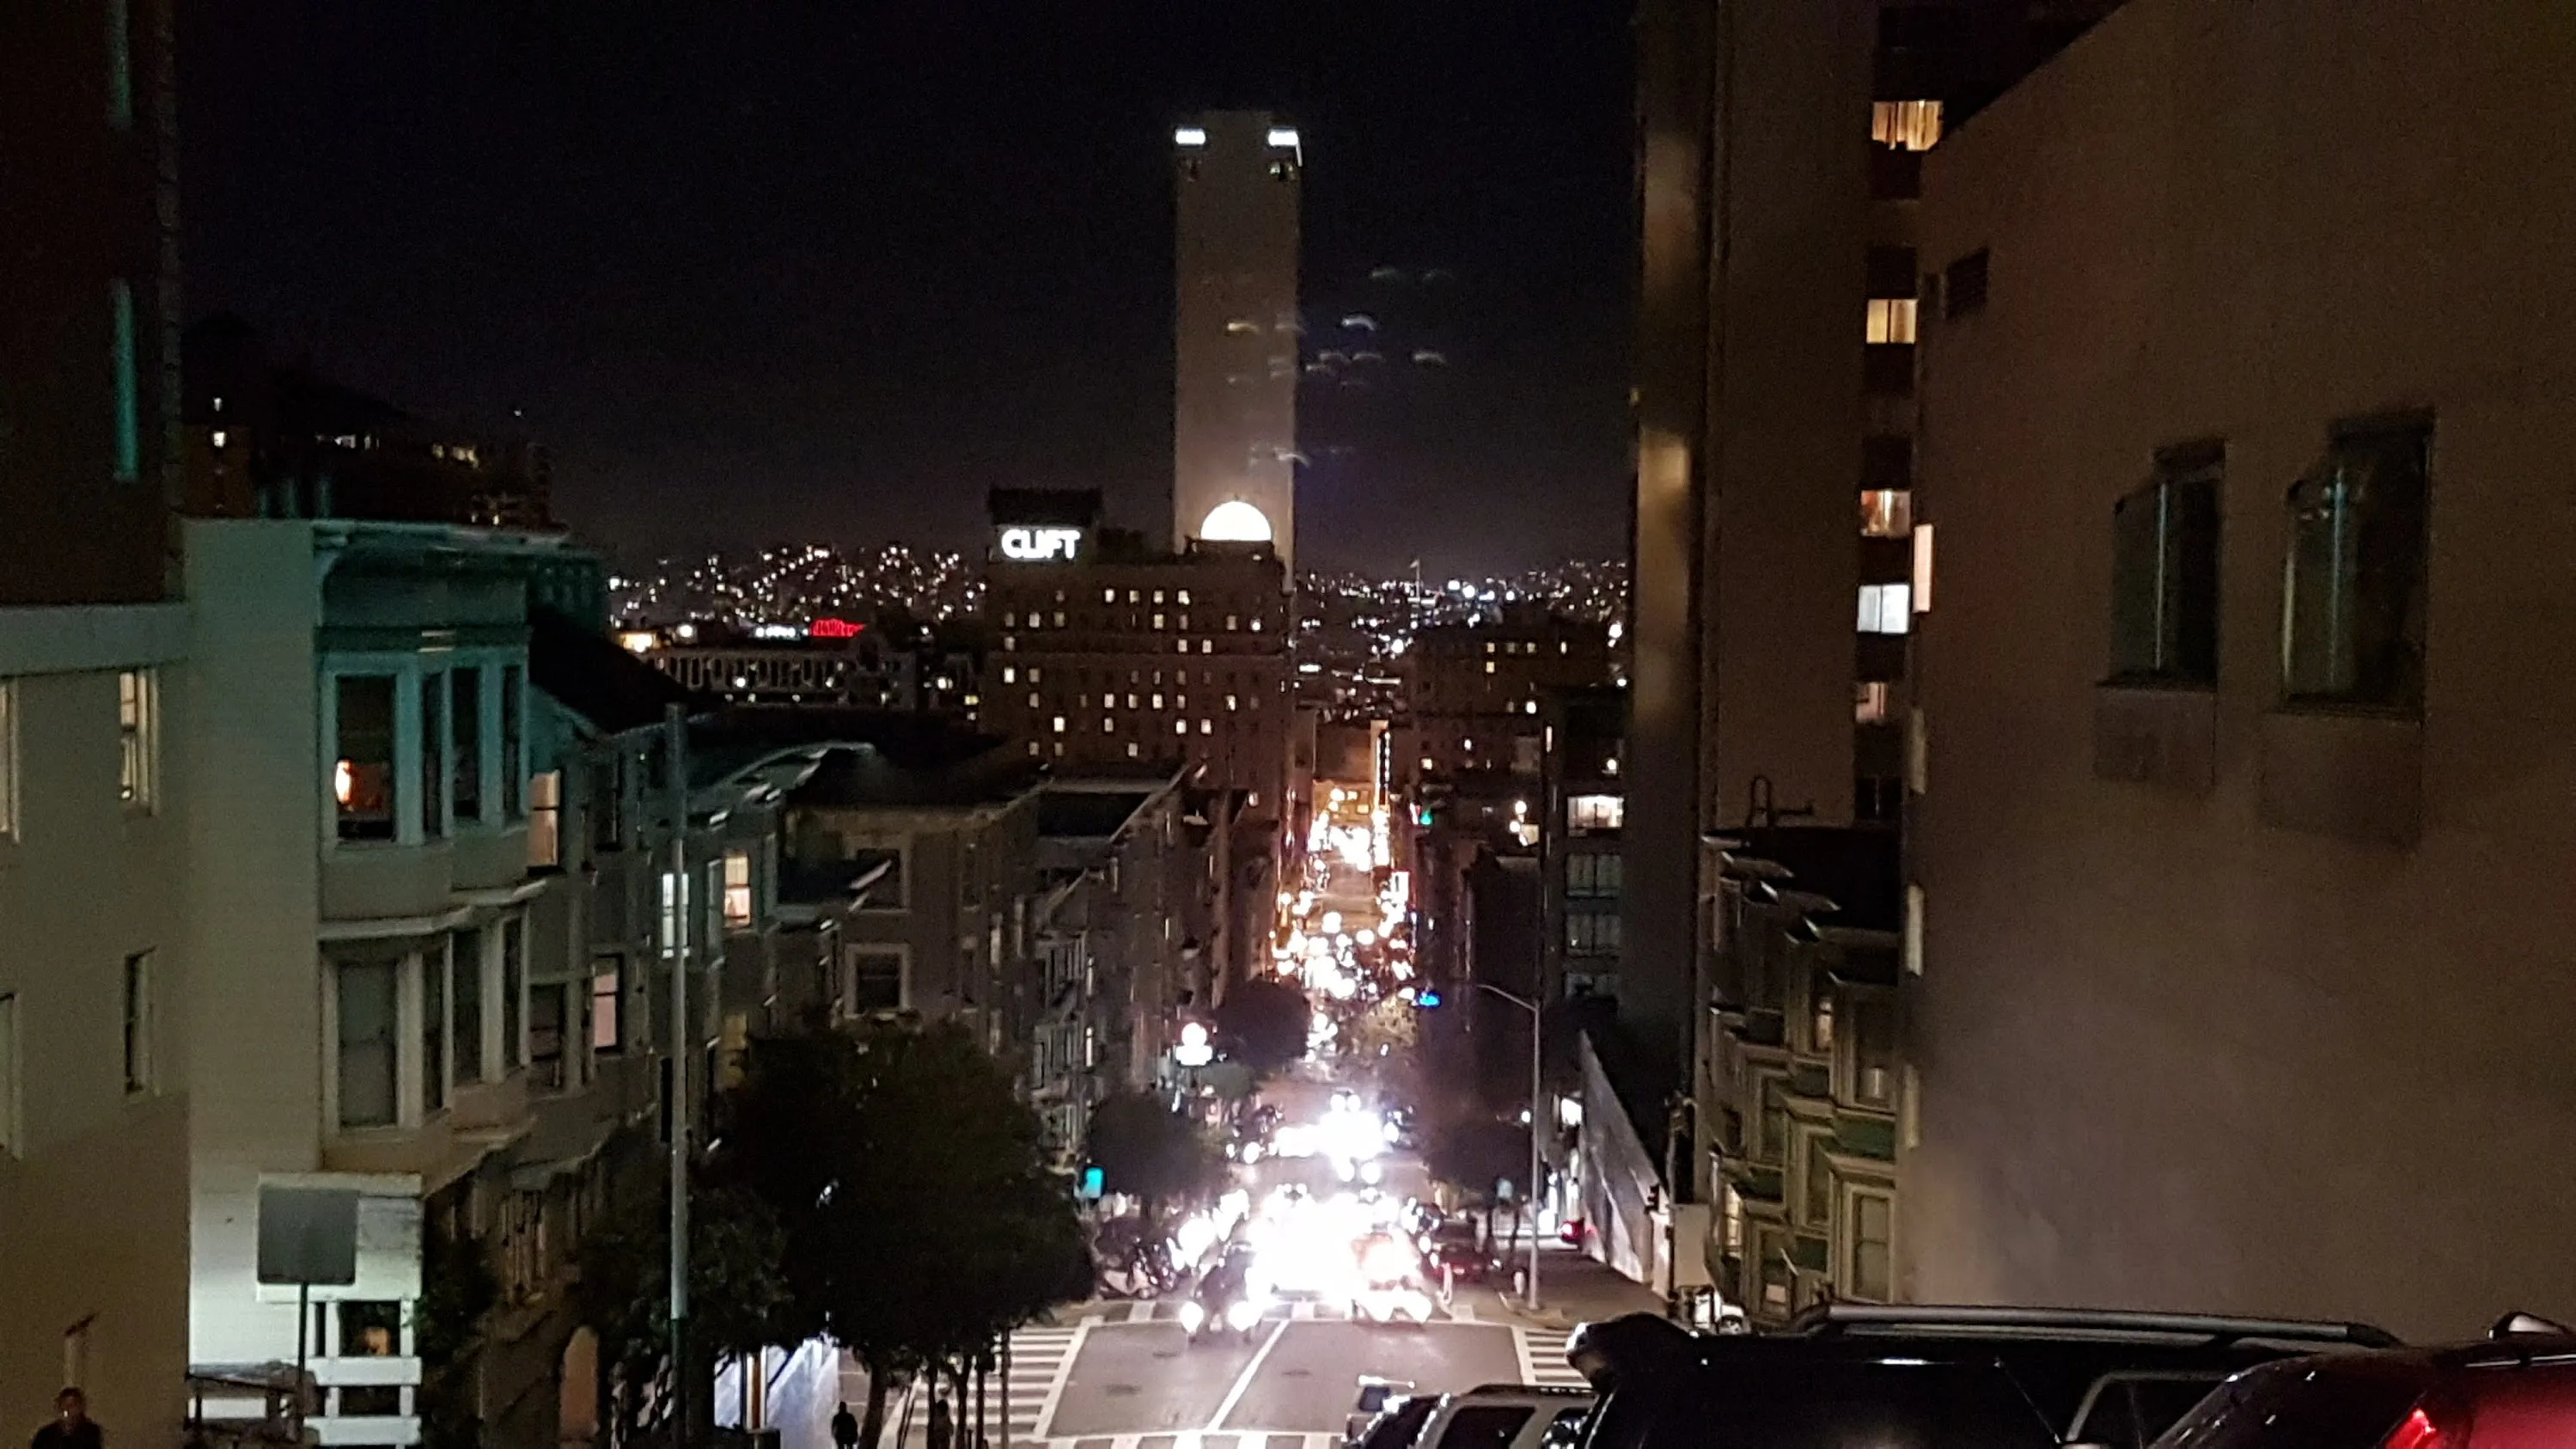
left=927, top=1394, right=953, bottom=1449
left=31, top=1389, right=102, bottom=1449
left=831, top=1401, right=859, bottom=1449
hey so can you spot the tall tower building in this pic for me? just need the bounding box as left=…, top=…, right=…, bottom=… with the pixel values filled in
left=1172, top=112, right=1301, bottom=578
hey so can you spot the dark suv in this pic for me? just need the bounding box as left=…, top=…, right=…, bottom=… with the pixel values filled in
left=1568, top=1305, right=2400, bottom=1449
left=2153, top=1314, right=2576, bottom=1448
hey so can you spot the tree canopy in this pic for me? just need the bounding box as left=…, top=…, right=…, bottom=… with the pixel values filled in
left=1084, top=1089, right=1229, bottom=1211
left=1217, top=975, right=1313, bottom=1075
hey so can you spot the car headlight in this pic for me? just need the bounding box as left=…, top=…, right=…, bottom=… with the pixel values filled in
left=1227, top=1298, right=1262, bottom=1331
left=1178, top=1301, right=1206, bottom=1335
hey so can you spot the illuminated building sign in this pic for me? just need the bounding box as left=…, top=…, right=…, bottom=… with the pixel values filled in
left=997, top=526, right=1085, bottom=562
left=809, top=617, right=864, bottom=639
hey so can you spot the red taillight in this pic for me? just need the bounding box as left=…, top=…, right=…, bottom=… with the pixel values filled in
left=2381, top=1403, right=2469, bottom=1449
left=2380, top=1408, right=2441, bottom=1449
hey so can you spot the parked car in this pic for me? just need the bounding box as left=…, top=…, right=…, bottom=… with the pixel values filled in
left=1415, top=1387, right=1594, bottom=1449
left=1424, top=1232, right=1502, bottom=1287
left=1349, top=1393, right=1438, bottom=1449
left=1568, top=1305, right=2401, bottom=1449
left=2152, top=1312, right=2576, bottom=1449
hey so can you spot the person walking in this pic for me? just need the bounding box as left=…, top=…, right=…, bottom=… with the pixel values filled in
left=927, top=1394, right=953, bottom=1449
left=832, top=1401, right=860, bottom=1449
left=31, top=1390, right=102, bottom=1449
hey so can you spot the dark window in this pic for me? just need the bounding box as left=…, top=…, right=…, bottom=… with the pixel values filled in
left=1566, top=853, right=1622, bottom=898
left=1567, top=909, right=1622, bottom=955
left=335, top=676, right=397, bottom=841
left=849, top=951, right=903, bottom=1011
left=1850, top=999, right=1897, bottom=1108
left=2283, top=420, right=2430, bottom=709
left=1438, top=1406, right=1534, bottom=1449
left=341, top=1387, right=402, bottom=1417
left=110, top=281, right=139, bottom=481
left=107, top=0, right=134, bottom=128
left=339, top=1300, right=402, bottom=1357
left=1944, top=249, right=1990, bottom=318
left=501, top=919, right=525, bottom=1071
left=423, top=946, right=449, bottom=1113
left=500, top=665, right=523, bottom=816
left=420, top=676, right=446, bottom=839
left=529, top=981, right=568, bottom=1090
left=336, top=960, right=400, bottom=1128
left=591, top=756, right=624, bottom=853
left=2109, top=449, right=2222, bottom=684
left=852, top=847, right=905, bottom=907
left=452, top=669, right=482, bottom=822
left=451, top=928, right=483, bottom=1085
left=2155, top=1357, right=2426, bottom=1449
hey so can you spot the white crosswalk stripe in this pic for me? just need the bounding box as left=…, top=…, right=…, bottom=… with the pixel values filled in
left=1512, top=1326, right=1589, bottom=1387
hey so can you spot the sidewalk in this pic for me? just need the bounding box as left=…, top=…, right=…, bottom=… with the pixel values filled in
left=1476, top=1244, right=1663, bottom=1332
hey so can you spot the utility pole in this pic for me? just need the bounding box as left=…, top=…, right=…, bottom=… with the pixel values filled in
left=665, top=705, right=693, bottom=1446
left=1474, top=981, right=1543, bottom=1311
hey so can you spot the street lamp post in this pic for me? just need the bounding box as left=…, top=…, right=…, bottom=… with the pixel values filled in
left=1474, top=981, right=1542, bottom=1311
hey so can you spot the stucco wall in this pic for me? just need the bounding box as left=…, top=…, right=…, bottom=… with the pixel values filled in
left=1908, top=0, right=2576, bottom=1337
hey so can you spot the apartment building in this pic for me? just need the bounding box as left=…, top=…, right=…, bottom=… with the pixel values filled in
left=1537, top=687, right=1627, bottom=1003
left=1905, top=0, right=2576, bottom=1337
left=0, top=0, right=191, bottom=1436
left=1402, top=610, right=1612, bottom=781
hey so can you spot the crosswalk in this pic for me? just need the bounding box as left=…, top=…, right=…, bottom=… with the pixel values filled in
left=1009, top=1323, right=1088, bottom=1440
left=1065, top=1298, right=1484, bottom=1326
left=1001, top=1435, right=1346, bottom=1449
left=1514, top=1327, right=1588, bottom=1389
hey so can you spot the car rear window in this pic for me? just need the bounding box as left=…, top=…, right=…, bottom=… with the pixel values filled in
left=1438, top=1406, right=1536, bottom=1449
left=2068, top=1375, right=2240, bottom=1448
left=1588, top=1359, right=2058, bottom=1449
left=2152, top=1360, right=2424, bottom=1449
left=1364, top=1399, right=1439, bottom=1449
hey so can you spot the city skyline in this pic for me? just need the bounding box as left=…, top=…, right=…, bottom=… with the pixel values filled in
left=180, top=2, right=1634, bottom=576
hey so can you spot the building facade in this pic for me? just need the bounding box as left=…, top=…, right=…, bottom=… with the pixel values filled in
left=1172, top=111, right=1301, bottom=572
left=0, top=0, right=191, bottom=1435
left=1404, top=611, right=1614, bottom=782
left=1538, top=687, right=1627, bottom=1003
left=1905, top=0, right=2576, bottom=1337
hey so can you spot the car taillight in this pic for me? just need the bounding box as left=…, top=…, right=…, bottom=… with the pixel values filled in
left=2382, top=1403, right=2468, bottom=1449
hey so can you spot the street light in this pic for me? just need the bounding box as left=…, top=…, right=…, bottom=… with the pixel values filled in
left=1474, top=981, right=1543, bottom=1311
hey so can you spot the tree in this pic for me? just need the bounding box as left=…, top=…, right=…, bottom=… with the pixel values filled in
left=571, top=1177, right=793, bottom=1444
left=1218, top=975, right=1312, bottom=1074
left=711, top=1021, right=1090, bottom=1449
left=1085, top=1090, right=1229, bottom=1220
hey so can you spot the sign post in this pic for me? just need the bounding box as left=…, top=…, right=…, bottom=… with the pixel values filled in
left=258, top=1186, right=361, bottom=1445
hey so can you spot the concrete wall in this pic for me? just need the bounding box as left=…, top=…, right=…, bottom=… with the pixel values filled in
left=180, top=523, right=327, bottom=1367
left=0, top=606, right=192, bottom=1446
left=1627, top=0, right=1874, bottom=1093
left=1908, top=0, right=2576, bottom=1337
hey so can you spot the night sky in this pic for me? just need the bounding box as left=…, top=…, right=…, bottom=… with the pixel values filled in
left=181, top=3, right=1634, bottom=575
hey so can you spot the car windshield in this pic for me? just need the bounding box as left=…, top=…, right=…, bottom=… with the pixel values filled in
left=2152, top=1360, right=2425, bottom=1449
left=1437, top=1405, right=1535, bottom=1449
left=1586, top=1360, right=2060, bottom=1449
left=1362, top=1398, right=1438, bottom=1449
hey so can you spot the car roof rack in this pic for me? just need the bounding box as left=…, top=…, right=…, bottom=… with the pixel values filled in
left=1784, top=1304, right=2401, bottom=1349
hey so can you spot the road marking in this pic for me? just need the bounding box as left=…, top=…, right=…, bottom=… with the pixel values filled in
left=1512, top=1328, right=1589, bottom=1388
left=1112, top=1436, right=1142, bottom=1449
left=1126, top=1300, right=1156, bottom=1324
left=1029, top=1319, right=1090, bottom=1440
left=1205, top=1318, right=1291, bottom=1432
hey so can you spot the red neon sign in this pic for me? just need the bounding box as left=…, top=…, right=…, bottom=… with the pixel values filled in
left=809, top=617, right=864, bottom=639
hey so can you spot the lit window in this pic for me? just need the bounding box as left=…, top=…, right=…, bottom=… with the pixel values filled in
left=1912, top=523, right=1935, bottom=613
left=1859, top=489, right=1913, bottom=538
left=1175, top=719, right=1189, bottom=736
left=1484, top=661, right=1496, bottom=675
left=1153, top=590, right=1166, bottom=604
left=1029, top=693, right=1041, bottom=708
left=1126, top=742, right=1140, bottom=758
left=1052, top=611, right=1065, bottom=627
left=1177, top=590, right=1192, bottom=605
left=1199, top=719, right=1213, bottom=735
left=1871, top=100, right=1942, bottom=151
left=1568, top=793, right=1624, bottom=834
left=1028, top=667, right=1041, bottom=682
left=592, top=964, right=624, bottom=1052
left=528, top=770, right=562, bottom=868
left=1052, top=716, right=1066, bottom=733
left=1866, top=297, right=1918, bottom=345
left=1102, top=717, right=1114, bottom=734
left=1250, top=617, right=1263, bottom=632
left=1200, top=639, right=1212, bottom=654
left=117, top=669, right=156, bottom=808
left=1855, top=682, right=1890, bottom=724
left=1153, top=694, right=1165, bottom=709
left=1858, top=584, right=1912, bottom=635
left=1176, top=639, right=1190, bottom=654
left=723, top=850, right=754, bottom=927
left=1227, top=694, right=1238, bottom=711
left=1004, top=637, right=1016, bottom=651
left=1266, top=126, right=1300, bottom=149
left=1227, top=614, right=1240, bottom=631
left=1154, top=613, right=1166, bottom=629
left=1001, top=665, right=1016, bottom=683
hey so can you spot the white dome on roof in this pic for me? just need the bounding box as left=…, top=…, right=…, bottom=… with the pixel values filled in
left=1199, top=499, right=1275, bottom=543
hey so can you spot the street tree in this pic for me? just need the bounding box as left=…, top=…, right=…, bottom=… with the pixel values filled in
left=1218, top=975, right=1312, bottom=1074
left=711, top=1021, right=1089, bottom=1449
left=1085, top=1089, right=1228, bottom=1222
left=571, top=1177, right=793, bottom=1444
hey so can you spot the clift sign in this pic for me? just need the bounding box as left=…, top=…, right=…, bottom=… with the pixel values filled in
left=997, top=525, right=1084, bottom=562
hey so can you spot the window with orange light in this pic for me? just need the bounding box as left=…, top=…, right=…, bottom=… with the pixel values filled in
left=335, top=675, right=398, bottom=841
